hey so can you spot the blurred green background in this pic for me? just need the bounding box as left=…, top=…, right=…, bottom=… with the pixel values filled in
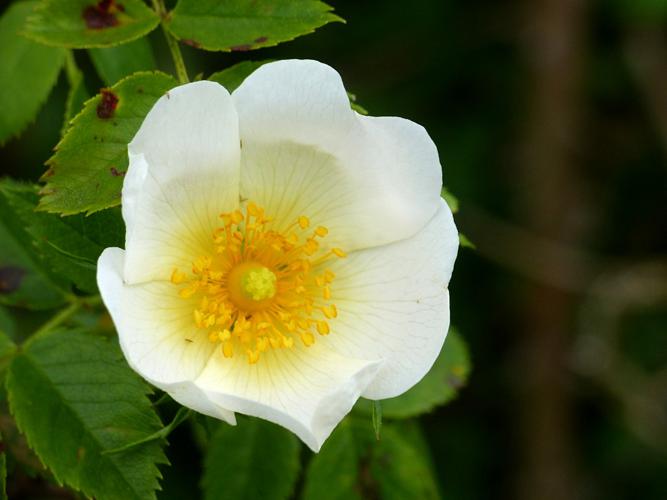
left=1, top=0, right=666, bottom=499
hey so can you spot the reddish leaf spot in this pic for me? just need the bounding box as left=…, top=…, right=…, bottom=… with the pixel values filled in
left=0, top=266, right=26, bottom=294
left=182, top=39, right=201, bottom=48
left=230, top=44, right=252, bottom=52
left=97, top=89, right=119, bottom=119
left=82, top=0, right=123, bottom=30
left=254, top=36, right=268, bottom=43
left=110, top=167, right=126, bottom=177
left=43, top=167, right=56, bottom=178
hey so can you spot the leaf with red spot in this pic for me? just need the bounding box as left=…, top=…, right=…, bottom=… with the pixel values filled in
left=165, top=0, right=343, bottom=52
left=39, top=71, right=177, bottom=215
left=24, top=0, right=159, bottom=48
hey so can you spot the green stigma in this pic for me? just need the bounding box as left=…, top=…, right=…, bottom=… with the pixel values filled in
left=241, top=267, right=277, bottom=301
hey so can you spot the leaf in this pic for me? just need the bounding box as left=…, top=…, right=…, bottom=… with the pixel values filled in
left=165, top=0, right=342, bottom=52
left=303, top=418, right=441, bottom=500
left=459, top=233, right=476, bottom=249
left=6, top=329, right=167, bottom=500
left=370, top=423, right=441, bottom=500
left=441, top=187, right=459, bottom=213
left=0, top=1, right=65, bottom=145
left=0, top=448, right=5, bottom=500
left=0, top=187, right=66, bottom=310
left=63, top=52, right=90, bottom=136
left=302, top=419, right=362, bottom=500
left=371, top=400, right=382, bottom=440
left=89, top=37, right=157, bottom=86
left=209, top=60, right=272, bottom=92
left=347, top=92, right=368, bottom=115
left=0, top=181, right=124, bottom=293
left=24, top=0, right=160, bottom=49
left=355, top=329, right=471, bottom=419
left=202, top=417, right=300, bottom=500
left=39, top=71, right=177, bottom=215
left=0, top=330, right=17, bottom=376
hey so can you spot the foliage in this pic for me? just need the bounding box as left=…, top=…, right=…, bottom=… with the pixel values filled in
left=166, top=0, right=342, bottom=52
left=39, top=71, right=177, bottom=215
left=0, top=180, right=124, bottom=293
left=0, top=0, right=474, bottom=498
left=0, top=1, right=65, bottom=145
left=303, top=418, right=441, bottom=500
left=202, top=418, right=301, bottom=500
left=89, top=38, right=157, bottom=86
left=355, top=329, right=470, bottom=419
left=0, top=183, right=67, bottom=310
left=6, top=329, right=167, bottom=500
left=24, top=0, right=160, bottom=48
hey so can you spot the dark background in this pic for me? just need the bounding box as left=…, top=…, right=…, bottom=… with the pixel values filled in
left=2, top=1, right=666, bottom=499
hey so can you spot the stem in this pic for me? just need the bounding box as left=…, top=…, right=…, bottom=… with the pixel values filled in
left=28, top=295, right=102, bottom=346
left=102, top=407, right=192, bottom=455
left=30, top=302, right=80, bottom=343
left=151, top=0, right=189, bottom=84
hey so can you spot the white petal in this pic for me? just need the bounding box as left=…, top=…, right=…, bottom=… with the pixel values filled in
left=97, top=247, right=235, bottom=424
left=123, top=81, right=240, bottom=284
left=194, top=343, right=382, bottom=452
left=232, top=59, right=442, bottom=251
left=323, top=200, right=459, bottom=399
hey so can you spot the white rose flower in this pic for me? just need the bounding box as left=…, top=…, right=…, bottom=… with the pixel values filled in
left=97, top=59, right=458, bottom=452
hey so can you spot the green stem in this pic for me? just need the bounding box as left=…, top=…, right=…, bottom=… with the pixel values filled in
left=151, top=0, right=189, bottom=84
left=102, top=407, right=192, bottom=455
left=28, top=295, right=102, bottom=346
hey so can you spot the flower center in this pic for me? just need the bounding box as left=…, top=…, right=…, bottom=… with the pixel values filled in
left=171, top=202, right=346, bottom=364
left=227, top=262, right=277, bottom=309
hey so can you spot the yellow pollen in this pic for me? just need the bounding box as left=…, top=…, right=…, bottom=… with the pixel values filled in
left=171, top=202, right=344, bottom=364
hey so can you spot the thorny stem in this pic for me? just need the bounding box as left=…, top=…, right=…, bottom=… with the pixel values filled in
left=151, top=0, right=189, bottom=84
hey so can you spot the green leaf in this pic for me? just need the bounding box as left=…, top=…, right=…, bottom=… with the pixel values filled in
left=202, top=417, right=300, bottom=500
left=0, top=187, right=66, bottom=310
left=0, top=1, right=65, bottom=145
left=89, top=37, right=157, bottom=86
left=209, top=60, right=272, bottom=92
left=166, top=0, right=342, bottom=52
left=302, top=419, right=361, bottom=500
left=6, top=329, right=167, bottom=500
left=459, top=233, right=476, bottom=249
left=0, top=448, right=6, bottom=500
left=371, top=400, right=382, bottom=440
left=347, top=92, right=368, bottom=115
left=0, top=181, right=124, bottom=293
left=355, top=329, right=471, bottom=419
left=24, top=0, right=160, bottom=49
left=39, top=71, right=177, bottom=215
left=63, top=52, right=90, bottom=136
left=0, top=330, right=17, bottom=376
left=370, top=423, right=441, bottom=500
left=441, top=187, right=459, bottom=213
left=303, top=418, right=441, bottom=500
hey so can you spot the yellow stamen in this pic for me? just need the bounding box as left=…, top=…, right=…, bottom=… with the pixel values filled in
left=171, top=202, right=344, bottom=364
